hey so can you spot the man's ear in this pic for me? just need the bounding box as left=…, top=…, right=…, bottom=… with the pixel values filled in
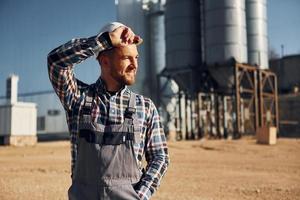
left=98, top=54, right=109, bottom=68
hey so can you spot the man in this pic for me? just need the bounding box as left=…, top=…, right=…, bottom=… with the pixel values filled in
left=47, top=22, right=169, bottom=200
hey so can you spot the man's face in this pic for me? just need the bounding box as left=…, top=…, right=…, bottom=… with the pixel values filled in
left=107, top=45, right=139, bottom=86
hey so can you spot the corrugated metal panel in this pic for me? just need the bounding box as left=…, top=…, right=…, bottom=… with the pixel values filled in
left=246, top=0, right=268, bottom=69
left=205, top=0, right=248, bottom=65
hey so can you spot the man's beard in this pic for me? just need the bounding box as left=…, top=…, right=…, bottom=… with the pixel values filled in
left=110, top=69, right=136, bottom=86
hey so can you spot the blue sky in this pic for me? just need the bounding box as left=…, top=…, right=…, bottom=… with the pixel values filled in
left=268, top=0, right=300, bottom=55
left=0, top=0, right=116, bottom=96
left=0, top=0, right=299, bottom=96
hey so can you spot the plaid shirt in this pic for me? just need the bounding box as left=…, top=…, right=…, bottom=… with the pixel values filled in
left=47, top=33, right=169, bottom=200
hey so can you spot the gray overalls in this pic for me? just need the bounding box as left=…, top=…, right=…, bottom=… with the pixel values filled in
left=68, top=87, right=142, bottom=200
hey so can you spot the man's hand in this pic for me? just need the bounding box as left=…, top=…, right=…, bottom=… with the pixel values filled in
left=109, top=26, right=143, bottom=47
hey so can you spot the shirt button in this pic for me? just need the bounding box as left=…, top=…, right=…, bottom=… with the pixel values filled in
left=111, top=109, right=115, bottom=113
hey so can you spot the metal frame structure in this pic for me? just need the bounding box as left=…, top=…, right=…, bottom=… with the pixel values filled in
left=157, top=62, right=279, bottom=140
left=234, top=63, right=258, bottom=137
left=258, top=70, right=279, bottom=129
left=234, top=63, right=279, bottom=138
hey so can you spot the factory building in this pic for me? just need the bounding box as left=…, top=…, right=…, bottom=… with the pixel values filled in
left=0, top=75, right=37, bottom=145
left=116, top=0, right=281, bottom=141
left=269, top=55, right=300, bottom=137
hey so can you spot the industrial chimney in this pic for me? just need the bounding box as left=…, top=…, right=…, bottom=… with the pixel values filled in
left=6, top=74, right=19, bottom=104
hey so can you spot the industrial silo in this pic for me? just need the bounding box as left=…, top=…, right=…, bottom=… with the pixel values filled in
left=116, top=0, right=149, bottom=95
left=165, top=0, right=202, bottom=93
left=205, top=0, right=248, bottom=65
left=116, top=0, right=167, bottom=102
left=246, top=0, right=269, bottom=69
left=164, top=0, right=202, bottom=139
left=147, top=1, right=165, bottom=102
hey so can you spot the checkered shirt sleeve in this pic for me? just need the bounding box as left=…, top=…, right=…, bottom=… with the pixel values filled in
left=47, top=34, right=111, bottom=110
left=136, top=100, right=170, bottom=200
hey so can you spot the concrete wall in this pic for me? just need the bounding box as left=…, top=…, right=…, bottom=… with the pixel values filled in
left=0, top=102, right=37, bottom=145
left=0, top=102, right=36, bottom=136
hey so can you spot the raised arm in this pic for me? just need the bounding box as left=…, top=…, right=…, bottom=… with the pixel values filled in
left=47, top=34, right=112, bottom=111
left=136, top=101, right=170, bottom=200
left=47, top=25, right=142, bottom=111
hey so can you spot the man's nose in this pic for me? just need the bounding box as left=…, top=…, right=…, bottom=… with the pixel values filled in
left=133, top=59, right=138, bottom=68
left=130, top=59, right=138, bottom=69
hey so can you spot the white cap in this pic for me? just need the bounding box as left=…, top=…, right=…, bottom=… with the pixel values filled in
left=99, top=22, right=126, bottom=36
left=95, top=22, right=142, bottom=57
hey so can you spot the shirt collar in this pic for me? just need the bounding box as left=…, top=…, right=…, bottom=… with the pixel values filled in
left=95, top=77, right=128, bottom=97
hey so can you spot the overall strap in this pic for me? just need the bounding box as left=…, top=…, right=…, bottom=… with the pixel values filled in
left=78, top=90, right=141, bottom=145
left=129, top=91, right=136, bottom=108
left=124, top=92, right=136, bottom=124
left=79, top=130, right=134, bottom=145
left=81, top=84, right=95, bottom=124
left=124, top=92, right=141, bottom=144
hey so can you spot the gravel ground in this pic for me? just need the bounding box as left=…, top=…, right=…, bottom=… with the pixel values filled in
left=0, top=138, right=299, bottom=200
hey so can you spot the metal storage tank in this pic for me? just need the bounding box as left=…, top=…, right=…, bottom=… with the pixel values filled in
left=205, top=0, right=248, bottom=65
left=246, top=0, right=269, bottom=69
left=165, top=0, right=201, bottom=92
left=117, top=0, right=179, bottom=137
left=117, top=0, right=167, bottom=102
left=116, top=0, right=148, bottom=95
left=148, top=2, right=165, bottom=100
